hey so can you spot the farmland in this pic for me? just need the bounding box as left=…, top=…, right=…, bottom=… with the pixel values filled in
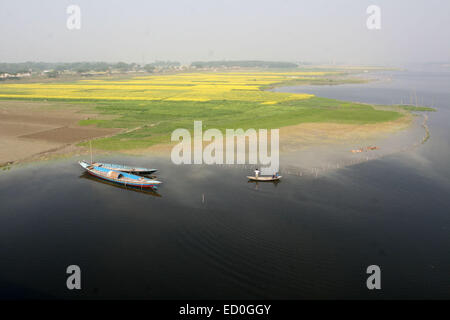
left=0, top=70, right=409, bottom=151
left=0, top=71, right=320, bottom=102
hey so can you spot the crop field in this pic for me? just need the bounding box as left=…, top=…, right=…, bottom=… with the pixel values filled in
left=0, top=72, right=323, bottom=102
left=0, top=71, right=406, bottom=150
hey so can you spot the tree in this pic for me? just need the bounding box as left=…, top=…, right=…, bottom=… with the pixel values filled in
left=47, top=70, right=59, bottom=78
left=144, top=64, right=155, bottom=73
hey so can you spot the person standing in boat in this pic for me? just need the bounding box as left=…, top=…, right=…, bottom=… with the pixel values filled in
left=254, top=168, right=260, bottom=179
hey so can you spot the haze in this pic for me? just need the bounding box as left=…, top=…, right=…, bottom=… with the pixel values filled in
left=0, top=0, right=449, bottom=65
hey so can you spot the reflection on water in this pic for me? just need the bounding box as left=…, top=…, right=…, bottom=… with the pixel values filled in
left=1, top=69, right=450, bottom=299
left=247, top=179, right=281, bottom=191
left=79, top=172, right=162, bottom=197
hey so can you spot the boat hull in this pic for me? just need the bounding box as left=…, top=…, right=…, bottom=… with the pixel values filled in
left=79, top=161, right=162, bottom=189
left=86, top=170, right=159, bottom=188
left=247, top=176, right=282, bottom=182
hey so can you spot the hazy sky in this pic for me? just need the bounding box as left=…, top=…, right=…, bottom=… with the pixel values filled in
left=0, top=0, right=449, bottom=65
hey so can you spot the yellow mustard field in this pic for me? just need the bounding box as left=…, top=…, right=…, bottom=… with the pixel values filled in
left=0, top=71, right=321, bottom=103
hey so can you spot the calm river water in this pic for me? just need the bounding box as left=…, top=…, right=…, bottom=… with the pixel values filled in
left=1, top=68, right=449, bottom=299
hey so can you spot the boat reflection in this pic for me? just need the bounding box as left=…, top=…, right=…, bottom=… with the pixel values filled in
left=247, top=179, right=281, bottom=190
left=79, top=172, right=162, bottom=197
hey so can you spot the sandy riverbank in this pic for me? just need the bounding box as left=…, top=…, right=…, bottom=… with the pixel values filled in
left=126, top=112, right=425, bottom=175
left=126, top=114, right=413, bottom=155
left=279, top=114, right=426, bottom=176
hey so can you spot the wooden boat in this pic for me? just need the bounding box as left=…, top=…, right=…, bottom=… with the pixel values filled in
left=87, top=161, right=157, bottom=174
left=80, top=172, right=162, bottom=197
left=79, top=161, right=162, bottom=189
left=247, top=175, right=282, bottom=182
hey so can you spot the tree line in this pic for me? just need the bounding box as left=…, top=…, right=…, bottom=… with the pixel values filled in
left=190, top=60, right=298, bottom=68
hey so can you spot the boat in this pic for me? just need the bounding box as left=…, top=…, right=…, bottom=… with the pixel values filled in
left=88, top=161, right=158, bottom=174
left=79, top=161, right=162, bottom=189
left=80, top=172, right=162, bottom=197
left=247, top=175, right=282, bottom=182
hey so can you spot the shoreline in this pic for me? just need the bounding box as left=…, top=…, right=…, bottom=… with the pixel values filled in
left=0, top=94, right=431, bottom=171
left=2, top=111, right=428, bottom=175
left=122, top=112, right=427, bottom=176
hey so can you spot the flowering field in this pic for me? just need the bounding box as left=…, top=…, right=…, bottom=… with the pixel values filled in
left=0, top=71, right=321, bottom=103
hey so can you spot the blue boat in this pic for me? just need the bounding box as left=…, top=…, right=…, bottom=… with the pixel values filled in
left=79, top=161, right=162, bottom=189
left=89, top=161, right=157, bottom=174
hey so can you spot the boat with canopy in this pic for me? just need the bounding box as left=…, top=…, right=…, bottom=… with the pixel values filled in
left=79, top=161, right=162, bottom=189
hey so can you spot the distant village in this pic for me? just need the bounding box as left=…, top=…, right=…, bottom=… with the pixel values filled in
left=0, top=61, right=183, bottom=80
left=0, top=60, right=303, bottom=80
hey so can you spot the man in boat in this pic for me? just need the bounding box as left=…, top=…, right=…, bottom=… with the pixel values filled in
left=254, top=168, right=260, bottom=179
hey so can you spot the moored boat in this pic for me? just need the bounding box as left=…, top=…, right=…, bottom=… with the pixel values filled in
left=79, top=161, right=162, bottom=189
left=88, top=161, right=157, bottom=174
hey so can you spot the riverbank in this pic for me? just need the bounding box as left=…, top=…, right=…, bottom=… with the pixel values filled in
left=0, top=70, right=431, bottom=169
left=0, top=99, right=429, bottom=171
left=124, top=111, right=427, bottom=176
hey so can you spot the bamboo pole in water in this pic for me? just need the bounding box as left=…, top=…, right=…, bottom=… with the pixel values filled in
left=90, top=140, right=93, bottom=164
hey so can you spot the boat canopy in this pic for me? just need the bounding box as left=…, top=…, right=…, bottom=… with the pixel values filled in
left=107, top=171, right=122, bottom=179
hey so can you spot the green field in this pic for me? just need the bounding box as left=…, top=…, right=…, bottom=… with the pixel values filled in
left=74, top=97, right=406, bottom=150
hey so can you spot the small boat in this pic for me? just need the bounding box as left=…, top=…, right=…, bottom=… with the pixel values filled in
left=89, top=161, right=158, bottom=174
left=79, top=161, right=162, bottom=189
left=247, top=175, right=282, bottom=182
left=80, top=172, right=162, bottom=197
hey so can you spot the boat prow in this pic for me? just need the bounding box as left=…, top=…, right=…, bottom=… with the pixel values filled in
left=79, top=160, right=91, bottom=170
